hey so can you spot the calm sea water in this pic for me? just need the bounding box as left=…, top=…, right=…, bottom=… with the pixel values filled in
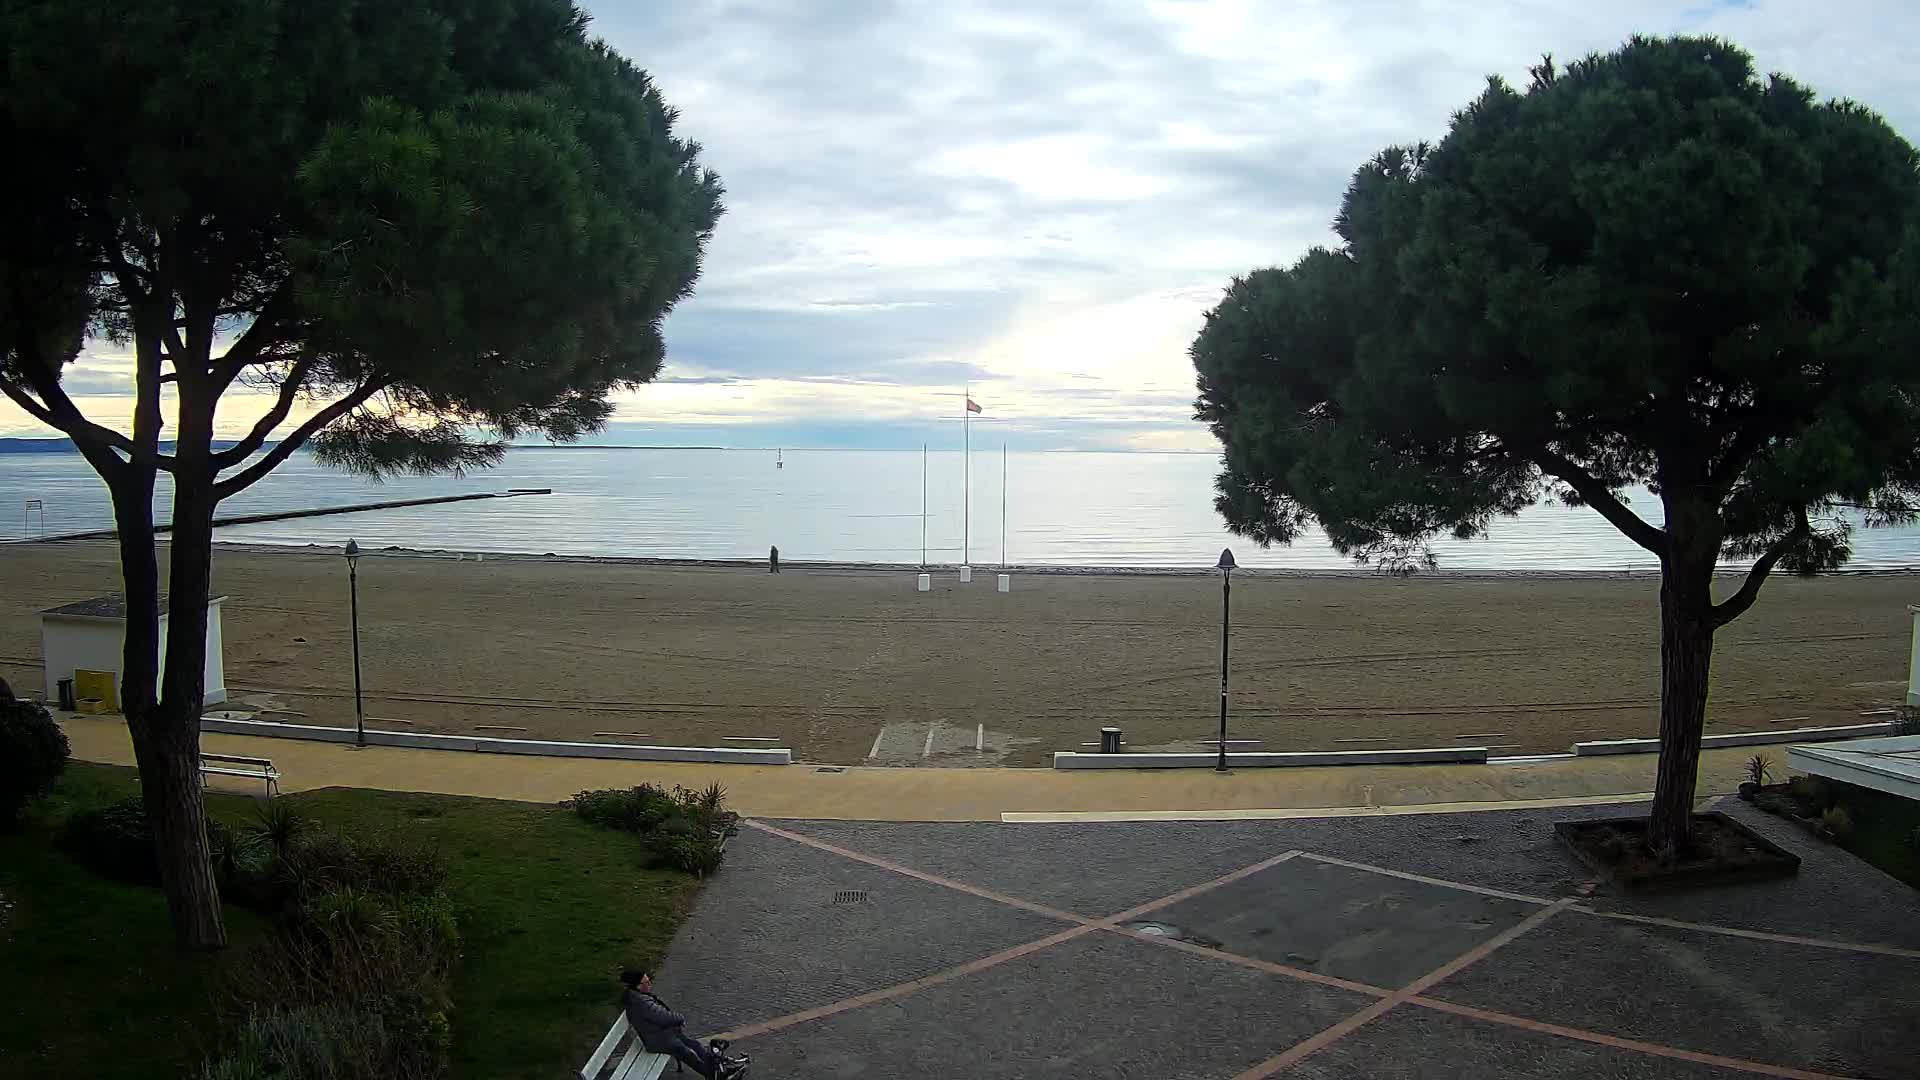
left=2, top=447, right=1916, bottom=571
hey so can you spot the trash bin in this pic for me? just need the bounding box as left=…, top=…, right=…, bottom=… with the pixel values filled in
left=1100, top=727, right=1123, bottom=754
left=57, top=677, right=76, bottom=711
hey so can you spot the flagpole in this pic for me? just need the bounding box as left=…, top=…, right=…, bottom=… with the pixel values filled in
left=963, top=384, right=970, bottom=567
left=1001, top=442, right=1008, bottom=568
left=921, top=442, right=928, bottom=567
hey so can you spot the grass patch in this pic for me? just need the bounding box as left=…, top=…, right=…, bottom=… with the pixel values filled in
left=0, top=764, right=701, bottom=1080
left=0, top=771, right=268, bottom=1080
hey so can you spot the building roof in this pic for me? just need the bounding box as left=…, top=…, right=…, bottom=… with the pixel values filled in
left=40, top=594, right=227, bottom=619
left=1788, top=734, right=1920, bottom=802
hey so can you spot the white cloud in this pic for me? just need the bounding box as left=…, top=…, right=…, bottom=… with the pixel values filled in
left=10, top=0, right=1920, bottom=449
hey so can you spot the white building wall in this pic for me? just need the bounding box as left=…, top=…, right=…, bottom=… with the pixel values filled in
left=40, top=599, right=228, bottom=708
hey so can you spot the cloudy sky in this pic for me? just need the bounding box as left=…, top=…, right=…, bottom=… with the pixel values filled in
left=8, top=0, right=1920, bottom=451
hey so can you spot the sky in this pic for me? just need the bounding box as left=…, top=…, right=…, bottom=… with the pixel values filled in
left=8, top=0, right=1920, bottom=451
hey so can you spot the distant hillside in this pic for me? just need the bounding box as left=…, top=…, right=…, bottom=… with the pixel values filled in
left=0, top=437, right=272, bottom=454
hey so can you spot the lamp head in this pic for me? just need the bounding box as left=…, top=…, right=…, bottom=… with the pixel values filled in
left=1216, top=548, right=1236, bottom=572
left=344, top=538, right=360, bottom=564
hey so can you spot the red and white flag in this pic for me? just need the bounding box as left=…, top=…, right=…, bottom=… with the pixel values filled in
left=966, top=397, right=983, bottom=414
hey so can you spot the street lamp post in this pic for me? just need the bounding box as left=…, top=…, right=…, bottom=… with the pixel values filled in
left=1216, top=547, right=1235, bottom=773
left=345, top=539, right=365, bottom=748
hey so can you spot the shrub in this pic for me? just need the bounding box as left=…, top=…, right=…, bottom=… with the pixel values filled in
left=1821, top=804, right=1854, bottom=839
left=199, top=1001, right=446, bottom=1080
left=0, top=699, right=70, bottom=825
left=568, top=783, right=736, bottom=875
left=275, top=829, right=448, bottom=902
left=563, top=785, right=679, bottom=832
left=58, top=796, right=159, bottom=882
left=57, top=795, right=243, bottom=887
left=1787, top=775, right=1832, bottom=811
left=1894, top=705, right=1920, bottom=737
left=1744, top=754, right=1773, bottom=787
left=639, top=815, right=726, bottom=876
left=249, top=800, right=312, bottom=858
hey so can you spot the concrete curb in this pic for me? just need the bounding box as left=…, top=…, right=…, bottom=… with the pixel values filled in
left=198, top=717, right=792, bottom=765
left=1051, top=746, right=1489, bottom=770
left=1572, top=722, right=1892, bottom=756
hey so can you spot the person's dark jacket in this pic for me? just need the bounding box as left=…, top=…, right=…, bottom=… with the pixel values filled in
left=623, top=989, right=688, bottom=1052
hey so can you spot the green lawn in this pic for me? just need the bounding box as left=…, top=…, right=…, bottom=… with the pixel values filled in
left=0, top=765, right=701, bottom=1080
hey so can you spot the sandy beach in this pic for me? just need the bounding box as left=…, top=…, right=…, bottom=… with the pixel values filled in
left=0, top=541, right=1910, bottom=767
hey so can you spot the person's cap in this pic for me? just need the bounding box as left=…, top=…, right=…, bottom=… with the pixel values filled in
left=620, top=969, right=646, bottom=988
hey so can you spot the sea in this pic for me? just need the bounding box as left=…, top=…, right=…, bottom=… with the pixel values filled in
left=2, top=446, right=1917, bottom=571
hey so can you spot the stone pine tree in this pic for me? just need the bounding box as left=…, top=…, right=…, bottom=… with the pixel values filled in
left=1193, top=36, right=1920, bottom=856
left=0, top=0, right=723, bottom=946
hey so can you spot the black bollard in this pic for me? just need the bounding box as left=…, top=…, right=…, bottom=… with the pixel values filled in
left=1101, top=727, right=1123, bottom=754
left=769, top=545, right=780, bottom=573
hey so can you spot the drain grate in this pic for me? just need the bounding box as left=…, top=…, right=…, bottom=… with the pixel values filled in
left=814, top=767, right=847, bottom=774
left=832, top=890, right=869, bottom=905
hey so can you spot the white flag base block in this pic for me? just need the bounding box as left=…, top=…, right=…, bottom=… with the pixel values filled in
left=916, top=573, right=931, bottom=592
left=959, top=565, right=972, bottom=583
left=997, top=574, right=1011, bottom=593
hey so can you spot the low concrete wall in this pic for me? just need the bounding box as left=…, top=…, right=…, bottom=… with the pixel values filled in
left=1052, top=746, right=1489, bottom=770
left=198, top=717, right=792, bottom=765
left=1573, top=722, right=1893, bottom=757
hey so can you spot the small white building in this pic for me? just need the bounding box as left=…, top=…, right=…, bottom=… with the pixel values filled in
left=40, top=593, right=227, bottom=709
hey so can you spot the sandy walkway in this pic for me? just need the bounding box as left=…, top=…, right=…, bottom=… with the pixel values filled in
left=0, top=542, right=1909, bottom=766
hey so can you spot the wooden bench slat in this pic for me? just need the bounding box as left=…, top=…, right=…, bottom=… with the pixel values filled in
left=580, top=1017, right=630, bottom=1080
left=610, top=1041, right=670, bottom=1080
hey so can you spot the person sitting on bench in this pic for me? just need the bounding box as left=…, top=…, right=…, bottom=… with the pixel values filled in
left=621, top=970, right=747, bottom=1078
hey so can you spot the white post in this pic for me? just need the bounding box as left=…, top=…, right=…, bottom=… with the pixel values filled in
left=917, top=573, right=931, bottom=593
left=1909, top=605, right=1920, bottom=706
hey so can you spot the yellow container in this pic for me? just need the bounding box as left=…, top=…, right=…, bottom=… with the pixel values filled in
left=73, top=669, right=118, bottom=713
left=76, top=698, right=110, bottom=715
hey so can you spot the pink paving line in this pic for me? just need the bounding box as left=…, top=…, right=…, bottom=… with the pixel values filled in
left=1293, top=851, right=1554, bottom=905
left=1107, top=926, right=1390, bottom=999
left=1230, top=899, right=1578, bottom=1079
left=724, top=825, right=1322, bottom=1042
left=1100, top=849, right=1304, bottom=924
left=745, top=820, right=1090, bottom=925
left=739, top=823, right=1887, bottom=1078
left=712, top=922, right=1097, bottom=1042
left=1305, top=851, right=1920, bottom=962
left=1572, top=907, right=1920, bottom=960
left=1407, top=998, right=1856, bottom=1080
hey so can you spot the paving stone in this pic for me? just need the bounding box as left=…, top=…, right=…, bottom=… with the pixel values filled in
left=654, top=826, right=1068, bottom=1034
left=729, top=930, right=1375, bottom=1079
left=1289, top=1004, right=1752, bottom=1080
left=1427, top=910, right=1920, bottom=1078
left=651, top=809, right=1918, bottom=1079
left=1148, top=857, right=1538, bottom=988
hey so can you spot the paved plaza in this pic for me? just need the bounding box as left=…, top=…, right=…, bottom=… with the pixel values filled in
left=654, top=801, right=1919, bottom=1079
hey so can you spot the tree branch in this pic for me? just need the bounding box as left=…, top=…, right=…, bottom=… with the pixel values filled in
left=1711, top=506, right=1811, bottom=629
left=1, top=371, right=135, bottom=479
left=208, top=289, right=292, bottom=394
left=1526, top=447, right=1669, bottom=556
left=212, top=379, right=388, bottom=500
left=0, top=366, right=162, bottom=466
left=210, top=355, right=317, bottom=469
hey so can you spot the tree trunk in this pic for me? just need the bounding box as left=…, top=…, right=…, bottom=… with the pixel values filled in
left=1647, top=499, right=1720, bottom=858
left=144, top=389, right=227, bottom=949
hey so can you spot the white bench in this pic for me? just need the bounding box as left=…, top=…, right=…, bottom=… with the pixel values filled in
left=198, top=753, right=280, bottom=797
left=579, top=1014, right=674, bottom=1080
